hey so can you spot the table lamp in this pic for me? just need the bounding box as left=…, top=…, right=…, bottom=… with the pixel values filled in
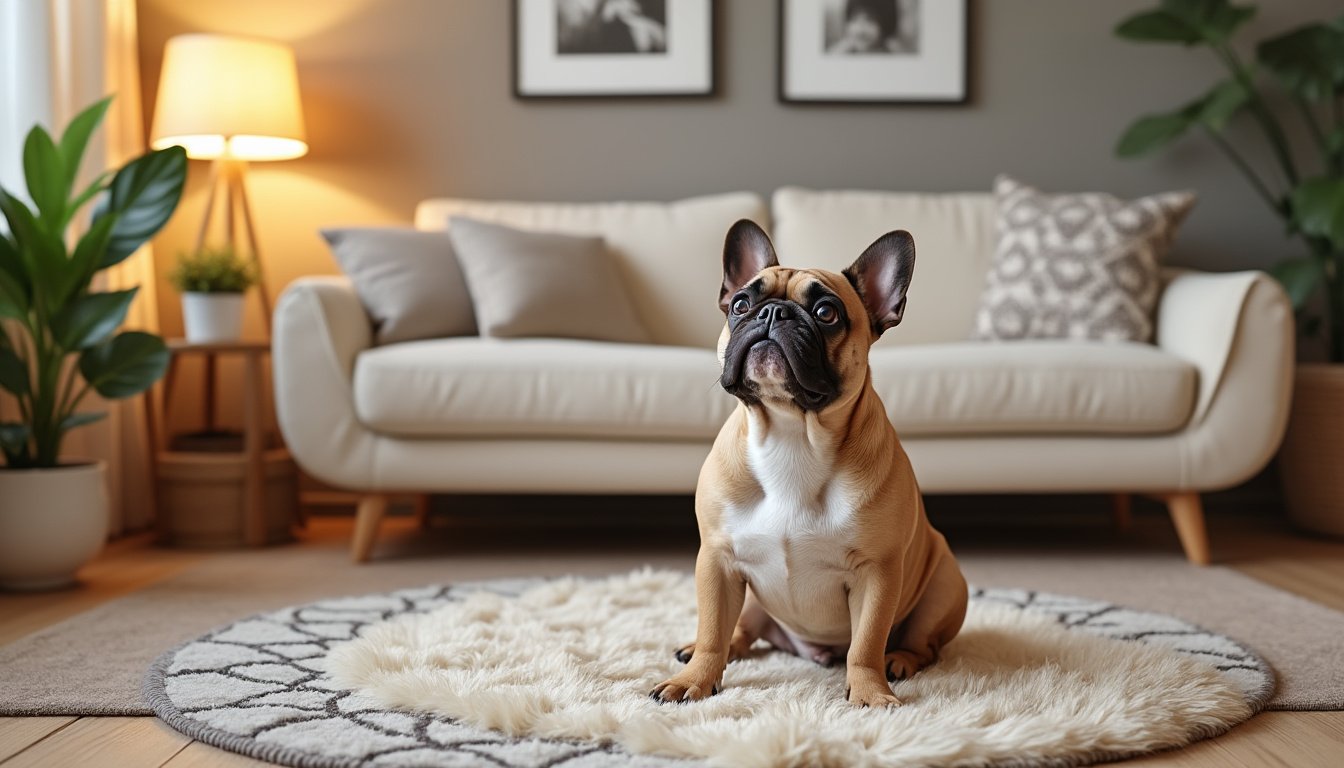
left=150, top=34, right=307, bottom=333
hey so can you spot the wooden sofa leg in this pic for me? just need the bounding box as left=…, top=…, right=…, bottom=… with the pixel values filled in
left=1163, top=492, right=1211, bottom=566
left=352, top=494, right=389, bottom=563
left=1110, top=493, right=1133, bottom=533
left=412, top=494, right=431, bottom=530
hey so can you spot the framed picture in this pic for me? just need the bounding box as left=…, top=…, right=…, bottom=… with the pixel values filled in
left=778, top=0, right=968, bottom=104
left=514, top=0, right=716, bottom=98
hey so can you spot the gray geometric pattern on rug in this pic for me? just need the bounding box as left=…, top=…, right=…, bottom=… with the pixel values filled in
left=972, top=174, right=1195, bottom=343
left=144, top=579, right=1273, bottom=768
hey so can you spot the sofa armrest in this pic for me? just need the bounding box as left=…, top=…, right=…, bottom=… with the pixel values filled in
left=273, top=276, right=376, bottom=486
left=274, top=276, right=372, bottom=380
left=1156, top=269, right=1295, bottom=488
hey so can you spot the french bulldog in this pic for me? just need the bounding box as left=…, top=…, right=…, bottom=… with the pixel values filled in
left=651, top=219, right=968, bottom=708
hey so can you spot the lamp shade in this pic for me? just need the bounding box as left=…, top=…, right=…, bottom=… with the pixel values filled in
left=150, top=34, right=307, bottom=161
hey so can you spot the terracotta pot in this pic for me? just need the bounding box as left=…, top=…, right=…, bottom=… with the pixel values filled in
left=0, top=461, right=108, bottom=590
left=1279, top=364, right=1344, bottom=537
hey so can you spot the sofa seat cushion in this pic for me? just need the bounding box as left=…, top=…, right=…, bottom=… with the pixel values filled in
left=356, top=338, right=1196, bottom=441
left=354, top=338, right=736, bottom=440
left=874, top=341, right=1197, bottom=436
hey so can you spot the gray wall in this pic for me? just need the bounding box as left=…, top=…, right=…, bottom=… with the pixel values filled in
left=138, top=0, right=1337, bottom=337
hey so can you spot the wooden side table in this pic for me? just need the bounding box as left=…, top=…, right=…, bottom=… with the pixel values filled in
left=145, top=339, right=297, bottom=547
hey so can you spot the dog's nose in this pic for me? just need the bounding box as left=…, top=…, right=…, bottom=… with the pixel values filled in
left=757, top=303, right=786, bottom=328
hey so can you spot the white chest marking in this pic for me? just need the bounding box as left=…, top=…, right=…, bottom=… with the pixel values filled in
left=726, top=410, right=858, bottom=645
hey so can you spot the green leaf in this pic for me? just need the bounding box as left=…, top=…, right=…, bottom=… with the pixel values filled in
left=0, top=269, right=25, bottom=320
left=92, top=146, right=187, bottom=268
left=1116, top=11, right=1202, bottom=44
left=1115, top=1, right=1255, bottom=45
left=50, top=288, right=138, bottom=350
left=1269, top=256, right=1324, bottom=309
left=57, top=97, right=111, bottom=194
left=0, top=187, right=72, bottom=307
left=63, top=169, right=114, bottom=228
left=1290, top=177, right=1344, bottom=249
left=1257, top=24, right=1344, bottom=103
left=0, top=345, right=28, bottom=396
left=1116, top=110, right=1196, bottom=157
left=68, top=213, right=117, bottom=292
left=1161, top=0, right=1256, bottom=42
left=59, top=411, right=105, bottom=433
left=0, top=231, right=26, bottom=286
left=78, top=330, right=169, bottom=399
left=0, top=237, right=28, bottom=320
left=0, top=422, right=31, bottom=464
left=22, top=126, right=65, bottom=232
left=1194, top=77, right=1251, bottom=131
left=0, top=190, right=37, bottom=273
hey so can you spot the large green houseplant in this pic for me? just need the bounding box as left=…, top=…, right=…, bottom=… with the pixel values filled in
left=0, top=97, right=187, bottom=589
left=1114, top=0, right=1344, bottom=536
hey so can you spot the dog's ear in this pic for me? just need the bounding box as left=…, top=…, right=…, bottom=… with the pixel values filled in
left=843, top=230, right=916, bottom=338
left=720, top=219, right=779, bottom=315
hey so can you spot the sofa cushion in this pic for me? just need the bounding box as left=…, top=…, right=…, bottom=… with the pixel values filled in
left=321, top=228, right=476, bottom=345
left=354, top=338, right=1197, bottom=440
left=873, top=341, right=1197, bottom=436
left=446, top=217, right=651, bottom=343
left=771, top=187, right=996, bottom=348
left=971, top=175, right=1195, bottom=343
left=414, top=192, right=768, bottom=349
left=354, top=338, right=736, bottom=440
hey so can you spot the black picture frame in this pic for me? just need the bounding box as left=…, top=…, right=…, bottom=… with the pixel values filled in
left=513, top=0, right=718, bottom=100
left=777, top=0, right=970, bottom=105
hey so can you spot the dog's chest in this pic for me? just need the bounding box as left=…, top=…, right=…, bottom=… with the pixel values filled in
left=725, top=424, right=858, bottom=643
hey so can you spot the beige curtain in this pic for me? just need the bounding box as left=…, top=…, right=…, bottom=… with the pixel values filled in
left=0, top=0, right=159, bottom=535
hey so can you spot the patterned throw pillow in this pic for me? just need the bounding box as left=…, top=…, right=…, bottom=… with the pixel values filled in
left=972, top=175, right=1195, bottom=343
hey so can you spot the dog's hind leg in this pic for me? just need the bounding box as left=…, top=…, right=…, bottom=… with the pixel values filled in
left=883, top=545, right=968, bottom=681
left=676, top=586, right=770, bottom=664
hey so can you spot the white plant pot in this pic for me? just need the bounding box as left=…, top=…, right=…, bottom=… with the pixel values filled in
left=182, top=292, right=245, bottom=343
left=0, top=462, right=108, bottom=590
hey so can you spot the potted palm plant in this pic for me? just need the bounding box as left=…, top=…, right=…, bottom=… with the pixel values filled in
left=1114, top=1, right=1344, bottom=536
left=170, top=247, right=256, bottom=342
left=0, top=97, right=187, bottom=589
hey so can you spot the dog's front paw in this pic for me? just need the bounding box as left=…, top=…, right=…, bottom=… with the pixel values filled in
left=674, top=641, right=749, bottom=665
left=650, top=673, right=720, bottom=703
left=845, top=671, right=902, bottom=708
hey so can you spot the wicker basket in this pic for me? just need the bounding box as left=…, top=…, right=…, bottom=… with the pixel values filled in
left=1279, top=364, right=1344, bottom=537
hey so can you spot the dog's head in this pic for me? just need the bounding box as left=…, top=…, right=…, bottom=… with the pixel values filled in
left=716, top=219, right=915, bottom=412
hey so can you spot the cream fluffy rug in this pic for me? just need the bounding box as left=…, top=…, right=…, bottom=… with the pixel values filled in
left=325, top=570, right=1261, bottom=767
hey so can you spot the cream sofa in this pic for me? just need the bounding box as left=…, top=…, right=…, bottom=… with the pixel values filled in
left=274, top=190, right=1294, bottom=564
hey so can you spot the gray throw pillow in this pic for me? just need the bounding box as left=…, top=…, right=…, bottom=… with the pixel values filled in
left=322, top=227, right=476, bottom=345
left=446, top=216, right=651, bottom=344
left=972, top=175, right=1195, bottom=343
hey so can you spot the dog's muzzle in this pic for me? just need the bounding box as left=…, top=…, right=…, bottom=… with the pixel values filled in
left=720, top=300, right=839, bottom=410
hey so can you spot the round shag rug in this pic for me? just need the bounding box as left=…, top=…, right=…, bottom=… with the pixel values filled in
left=146, top=570, right=1272, bottom=768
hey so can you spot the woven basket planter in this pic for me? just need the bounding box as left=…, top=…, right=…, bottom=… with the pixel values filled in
left=1279, top=364, right=1344, bottom=537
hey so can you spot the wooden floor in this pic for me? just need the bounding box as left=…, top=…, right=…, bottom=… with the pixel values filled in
left=2, top=506, right=1343, bottom=767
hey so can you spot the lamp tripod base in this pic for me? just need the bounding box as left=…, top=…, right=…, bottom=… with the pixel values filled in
left=194, top=158, right=272, bottom=334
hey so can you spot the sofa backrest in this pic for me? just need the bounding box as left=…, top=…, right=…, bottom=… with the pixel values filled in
left=772, top=188, right=996, bottom=347
left=415, top=188, right=996, bottom=348
left=415, top=192, right=767, bottom=348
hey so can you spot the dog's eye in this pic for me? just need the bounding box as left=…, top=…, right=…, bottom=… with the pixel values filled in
left=813, top=302, right=838, bottom=324
left=732, top=297, right=750, bottom=315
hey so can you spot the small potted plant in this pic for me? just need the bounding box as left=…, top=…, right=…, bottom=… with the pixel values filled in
left=169, top=247, right=256, bottom=342
left=1114, top=1, right=1344, bottom=536
left=0, top=96, right=186, bottom=589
